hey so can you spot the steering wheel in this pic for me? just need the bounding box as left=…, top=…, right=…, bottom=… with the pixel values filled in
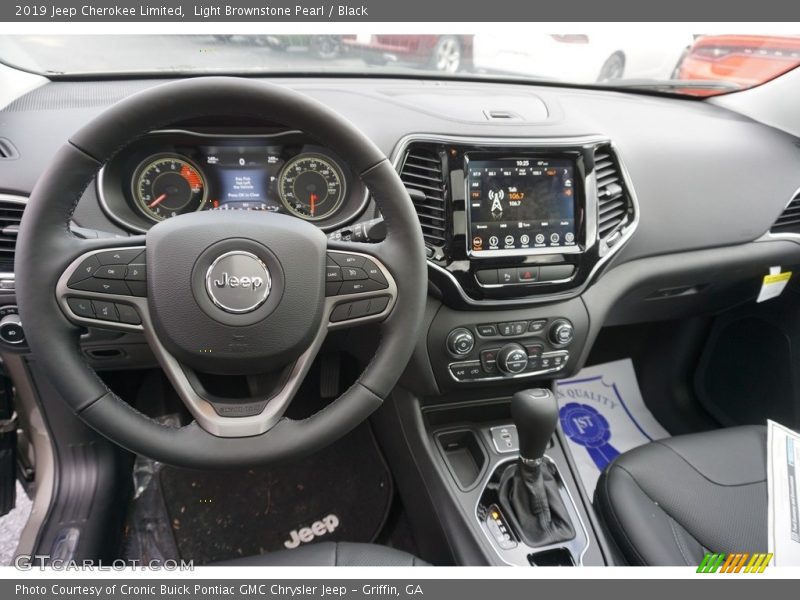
left=15, top=77, right=427, bottom=468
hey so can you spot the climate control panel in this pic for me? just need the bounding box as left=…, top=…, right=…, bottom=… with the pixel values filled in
left=427, top=299, right=589, bottom=389
left=447, top=317, right=573, bottom=382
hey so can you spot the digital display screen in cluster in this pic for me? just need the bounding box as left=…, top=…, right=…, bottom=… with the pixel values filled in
left=466, top=158, right=578, bottom=256
left=202, top=145, right=284, bottom=210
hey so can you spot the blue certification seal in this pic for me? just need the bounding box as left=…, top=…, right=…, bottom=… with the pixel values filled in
left=559, top=402, right=620, bottom=470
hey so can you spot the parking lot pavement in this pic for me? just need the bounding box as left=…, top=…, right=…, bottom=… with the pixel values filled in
left=0, top=482, right=32, bottom=566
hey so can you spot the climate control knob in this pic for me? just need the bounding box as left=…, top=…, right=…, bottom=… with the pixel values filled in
left=497, top=343, right=529, bottom=374
left=447, top=328, right=475, bottom=356
left=549, top=319, right=574, bottom=347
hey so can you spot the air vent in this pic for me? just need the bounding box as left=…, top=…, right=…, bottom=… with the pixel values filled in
left=770, top=189, right=800, bottom=234
left=399, top=145, right=448, bottom=248
left=0, top=197, right=24, bottom=273
left=0, top=138, right=19, bottom=160
left=594, top=146, right=634, bottom=243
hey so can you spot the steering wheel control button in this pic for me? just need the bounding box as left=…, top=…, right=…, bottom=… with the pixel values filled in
left=325, top=281, right=342, bottom=296
left=94, top=265, right=126, bottom=279
left=67, top=297, right=95, bottom=318
left=70, top=277, right=129, bottom=295
left=205, top=250, right=271, bottom=314
left=97, top=249, right=144, bottom=265
left=329, top=253, right=365, bottom=268
left=0, top=314, right=24, bottom=345
left=329, top=295, right=391, bottom=323
left=91, top=300, right=119, bottom=322
left=115, top=304, right=142, bottom=325
left=342, top=267, right=368, bottom=281
left=325, top=265, right=343, bottom=282
left=363, top=259, right=388, bottom=285
left=67, top=255, right=101, bottom=285
left=126, top=281, right=147, bottom=296
left=339, top=279, right=385, bottom=294
left=125, top=264, right=146, bottom=281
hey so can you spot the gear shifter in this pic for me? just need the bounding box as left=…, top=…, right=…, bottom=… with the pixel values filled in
left=498, top=388, right=576, bottom=547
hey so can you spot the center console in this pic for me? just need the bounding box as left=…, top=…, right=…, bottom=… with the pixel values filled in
left=374, top=135, right=635, bottom=566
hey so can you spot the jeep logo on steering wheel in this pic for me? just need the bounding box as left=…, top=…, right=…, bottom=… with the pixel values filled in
left=205, top=250, right=272, bottom=314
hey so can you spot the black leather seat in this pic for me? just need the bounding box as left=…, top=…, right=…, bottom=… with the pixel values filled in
left=214, top=542, right=429, bottom=566
left=595, top=425, right=768, bottom=566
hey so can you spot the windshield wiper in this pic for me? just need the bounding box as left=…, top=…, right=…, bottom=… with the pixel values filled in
left=596, top=78, right=743, bottom=93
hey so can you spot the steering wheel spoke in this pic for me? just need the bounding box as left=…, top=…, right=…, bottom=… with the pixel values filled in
left=56, top=240, right=148, bottom=333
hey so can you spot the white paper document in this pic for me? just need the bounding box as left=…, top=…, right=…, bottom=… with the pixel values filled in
left=768, top=419, right=800, bottom=566
left=556, top=358, right=670, bottom=498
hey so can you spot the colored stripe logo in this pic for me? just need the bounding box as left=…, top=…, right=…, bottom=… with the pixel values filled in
left=697, top=552, right=773, bottom=573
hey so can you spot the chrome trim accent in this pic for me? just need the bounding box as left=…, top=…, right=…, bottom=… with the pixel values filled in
left=96, top=129, right=371, bottom=234
left=0, top=195, right=27, bottom=294
left=389, top=134, right=640, bottom=306
left=56, top=246, right=396, bottom=437
left=3, top=354, right=55, bottom=560
left=475, top=455, right=590, bottom=566
left=756, top=185, right=800, bottom=244
left=204, top=251, right=271, bottom=314
left=448, top=350, right=569, bottom=383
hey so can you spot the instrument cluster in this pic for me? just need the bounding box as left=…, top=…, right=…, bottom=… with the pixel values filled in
left=98, top=130, right=369, bottom=233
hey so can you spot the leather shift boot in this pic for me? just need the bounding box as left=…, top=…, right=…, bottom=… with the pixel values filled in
left=498, top=460, right=576, bottom=547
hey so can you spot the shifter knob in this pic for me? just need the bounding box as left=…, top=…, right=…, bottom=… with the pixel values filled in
left=511, top=388, right=558, bottom=461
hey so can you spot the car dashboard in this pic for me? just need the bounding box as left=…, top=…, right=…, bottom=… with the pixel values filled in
left=1, top=77, right=800, bottom=392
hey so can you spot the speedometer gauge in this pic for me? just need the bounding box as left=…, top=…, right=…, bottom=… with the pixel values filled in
left=278, top=154, right=346, bottom=221
left=132, top=154, right=208, bottom=221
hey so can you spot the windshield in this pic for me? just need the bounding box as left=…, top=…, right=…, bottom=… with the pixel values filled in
left=1, top=33, right=799, bottom=97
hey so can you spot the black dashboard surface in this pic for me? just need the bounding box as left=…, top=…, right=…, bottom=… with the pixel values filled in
left=2, top=77, right=800, bottom=266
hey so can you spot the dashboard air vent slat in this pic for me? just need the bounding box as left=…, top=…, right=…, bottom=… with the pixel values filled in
left=594, top=146, right=634, bottom=243
left=400, top=145, right=448, bottom=248
left=771, top=190, right=800, bottom=234
left=0, top=198, right=24, bottom=272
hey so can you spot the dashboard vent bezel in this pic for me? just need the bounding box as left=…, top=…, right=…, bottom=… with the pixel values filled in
left=0, top=138, right=19, bottom=160
left=0, top=195, right=25, bottom=274
left=770, top=189, right=800, bottom=235
left=594, top=145, right=635, bottom=247
left=399, top=144, right=449, bottom=251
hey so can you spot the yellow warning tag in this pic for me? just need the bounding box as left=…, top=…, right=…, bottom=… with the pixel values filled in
left=764, top=272, right=792, bottom=285
left=757, top=269, right=791, bottom=303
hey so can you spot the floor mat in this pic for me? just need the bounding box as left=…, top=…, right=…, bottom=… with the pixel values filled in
left=556, top=358, right=670, bottom=499
left=158, top=424, right=392, bottom=564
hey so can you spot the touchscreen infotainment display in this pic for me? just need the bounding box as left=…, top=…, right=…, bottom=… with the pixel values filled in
left=466, top=157, right=578, bottom=256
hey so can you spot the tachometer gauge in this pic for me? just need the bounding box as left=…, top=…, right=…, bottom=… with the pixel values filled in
left=132, top=154, right=208, bottom=221
left=278, top=153, right=346, bottom=221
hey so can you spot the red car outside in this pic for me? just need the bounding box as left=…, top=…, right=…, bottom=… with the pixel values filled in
left=341, top=34, right=473, bottom=73
left=678, top=34, right=800, bottom=92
